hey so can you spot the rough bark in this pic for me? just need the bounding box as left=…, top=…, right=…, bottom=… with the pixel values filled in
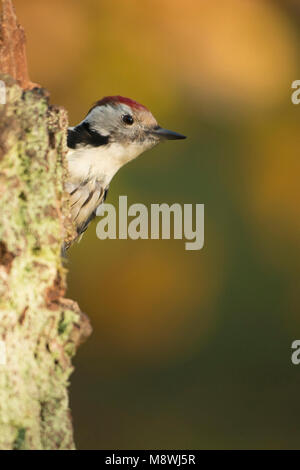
left=0, top=0, right=91, bottom=450
left=0, top=0, right=36, bottom=89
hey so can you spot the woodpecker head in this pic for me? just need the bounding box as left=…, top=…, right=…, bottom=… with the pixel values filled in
left=68, top=96, right=186, bottom=167
left=66, top=96, right=186, bottom=245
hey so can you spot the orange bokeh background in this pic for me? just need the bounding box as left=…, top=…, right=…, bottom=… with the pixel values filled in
left=10, top=0, right=300, bottom=449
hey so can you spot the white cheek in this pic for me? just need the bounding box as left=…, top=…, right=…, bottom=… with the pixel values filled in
left=67, top=142, right=148, bottom=187
left=113, top=143, right=147, bottom=164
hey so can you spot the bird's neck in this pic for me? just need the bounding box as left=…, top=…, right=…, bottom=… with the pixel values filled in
left=67, top=142, right=145, bottom=186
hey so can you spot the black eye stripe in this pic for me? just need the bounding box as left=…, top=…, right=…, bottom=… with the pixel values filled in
left=122, top=114, right=134, bottom=125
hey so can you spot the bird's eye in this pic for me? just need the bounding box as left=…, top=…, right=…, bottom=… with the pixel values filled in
left=122, top=114, right=134, bottom=125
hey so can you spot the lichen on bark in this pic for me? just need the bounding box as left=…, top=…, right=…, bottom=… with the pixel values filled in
left=0, top=74, right=91, bottom=450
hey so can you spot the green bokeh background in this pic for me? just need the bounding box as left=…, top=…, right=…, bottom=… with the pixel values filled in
left=13, top=0, right=300, bottom=449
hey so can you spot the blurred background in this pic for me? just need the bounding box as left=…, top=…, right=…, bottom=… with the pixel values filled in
left=12, top=0, right=300, bottom=449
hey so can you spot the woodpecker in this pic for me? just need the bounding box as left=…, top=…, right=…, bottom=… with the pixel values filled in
left=65, top=95, right=186, bottom=247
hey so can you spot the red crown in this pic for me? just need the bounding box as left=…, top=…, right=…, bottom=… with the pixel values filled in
left=90, top=95, right=148, bottom=113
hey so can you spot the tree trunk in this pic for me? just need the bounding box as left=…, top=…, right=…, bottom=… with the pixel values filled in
left=0, top=0, right=91, bottom=450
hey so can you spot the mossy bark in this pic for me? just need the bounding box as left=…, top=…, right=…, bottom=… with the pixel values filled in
left=0, top=74, right=91, bottom=450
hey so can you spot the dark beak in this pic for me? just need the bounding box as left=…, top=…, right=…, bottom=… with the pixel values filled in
left=152, top=126, right=186, bottom=140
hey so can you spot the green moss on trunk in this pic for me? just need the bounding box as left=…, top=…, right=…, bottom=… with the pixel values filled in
left=0, top=75, right=91, bottom=450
